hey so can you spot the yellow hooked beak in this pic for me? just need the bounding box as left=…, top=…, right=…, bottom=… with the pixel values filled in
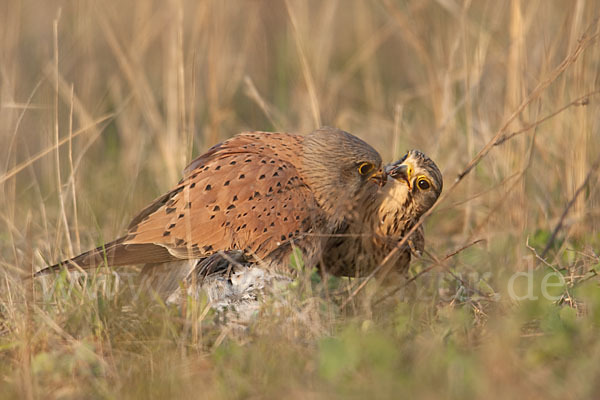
left=386, top=162, right=413, bottom=189
left=369, top=168, right=387, bottom=187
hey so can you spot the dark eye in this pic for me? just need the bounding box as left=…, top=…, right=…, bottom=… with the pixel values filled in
left=358, top=162, right=374, bottom=175
left=417, top=178, right=430, bottom=190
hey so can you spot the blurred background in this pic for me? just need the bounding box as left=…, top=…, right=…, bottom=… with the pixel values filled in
left=1, top=0, right=600, bottom=398
left=2, top=0, right=599, bottom=263
left=1, top=0, right=598, bottom=266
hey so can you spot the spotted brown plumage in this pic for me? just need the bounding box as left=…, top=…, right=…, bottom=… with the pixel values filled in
left=122, top=132, right=322, bottom=266
left=168, top=149, right=443, bottom=317
left=36, top=127, right=387, bottom=280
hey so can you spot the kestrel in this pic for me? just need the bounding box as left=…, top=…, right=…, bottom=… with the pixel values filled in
left=37, top=128, right=443, bottom=313
left=166, top=152, right=442, bottom=316
left=37, top=128, right=386, bottom=278
left=323, top=150, right=443, bottom=278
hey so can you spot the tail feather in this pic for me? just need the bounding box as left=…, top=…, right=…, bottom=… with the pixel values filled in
left=35, top=237, right=178, bottom=277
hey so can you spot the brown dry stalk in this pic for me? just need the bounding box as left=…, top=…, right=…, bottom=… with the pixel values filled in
left=541, top=155, right=600, bottom=258
left=0, top=114, right=116, bottom=186
left=373, top=239, right=486, bottom=306
left=457, top=19, right=600, bottom=181
left=285, top=0, right=322, bottom=128
left=494, top=90, right=600, bottom=146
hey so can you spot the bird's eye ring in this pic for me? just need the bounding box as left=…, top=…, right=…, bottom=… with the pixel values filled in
left=358, top=162, right=374, bottom=175
left=417, top=178, right=431, bottom=190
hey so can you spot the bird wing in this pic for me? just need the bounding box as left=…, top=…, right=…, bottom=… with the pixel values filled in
left=37, top=132, right=324, bottom=276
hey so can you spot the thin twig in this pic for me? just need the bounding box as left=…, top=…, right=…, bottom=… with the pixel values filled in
left=373, top=239, right=485, bottom=306
left=0, top=114, right=115, bottom=185
left=541, top=155, right=600, bottom=258
left=526, top=238, right=575, bottom=308
left=457, top=20, right=600, bottom=181
left=340, top=18, right=600, bottom=308
left=494, top=90, right=600, bottom=146
left=285, top=0, right=321, bottom=128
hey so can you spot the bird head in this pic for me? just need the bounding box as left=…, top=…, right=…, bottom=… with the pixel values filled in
left=301, top=127, right=386, bottom=221
left=383, top=150, right=443, bottom=219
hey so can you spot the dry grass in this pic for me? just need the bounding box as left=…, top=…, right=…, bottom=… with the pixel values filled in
left=1, top=0, right=600, bottom=398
